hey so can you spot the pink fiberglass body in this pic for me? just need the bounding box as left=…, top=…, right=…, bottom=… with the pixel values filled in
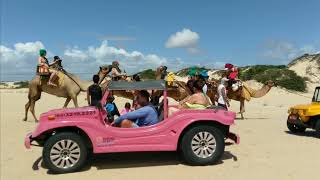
left=25, top=90, right=239, bottom=154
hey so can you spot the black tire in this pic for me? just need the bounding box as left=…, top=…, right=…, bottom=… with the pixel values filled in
left=315, top=119, right=320, bottom=132
left=287, top=121, right=306, bottom=133
left=43, top=132, right=88, bottom=174
left=180, top=125, right=225, bottom=165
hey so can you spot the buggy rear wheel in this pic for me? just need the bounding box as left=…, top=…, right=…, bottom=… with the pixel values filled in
left=180, top=125, right=225, bottom=165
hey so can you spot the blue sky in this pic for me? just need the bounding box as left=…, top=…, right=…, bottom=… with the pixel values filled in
left=1, top=0, right=320, bottom=80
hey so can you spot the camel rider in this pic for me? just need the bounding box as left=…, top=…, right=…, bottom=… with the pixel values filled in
left=166, top=72, right=175, bottom=86
left=37, top=49, right=58, bottom=86
left=225, top=63, right=238, bottom=82
left=111, top=61, right=124, bottom=81
left=52, top=56, right=63, bottom=70
left=224, top=63, right=241, bottom=91
left=187, top=67, right=197, bottom=94
left=160, top=66, right=168, bottom=79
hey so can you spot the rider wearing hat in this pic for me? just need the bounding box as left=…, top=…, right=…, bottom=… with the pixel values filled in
left=38, top=49, right=49, bottom=74
left=111, top=60, right=123, bottom=81
left=224, top=63, right=241, bottom=91
left=224, top=63, right=238, bottom=81
left=160, top=66, right=168, bottom=80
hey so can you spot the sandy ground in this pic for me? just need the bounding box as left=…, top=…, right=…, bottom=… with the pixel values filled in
left=1, top=86, right=319, bottom=180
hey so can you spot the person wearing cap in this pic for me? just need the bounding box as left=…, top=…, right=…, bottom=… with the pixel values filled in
left=224, top=63, right=239, bottom=84
left=199, top=70, right=209, bottom=94
left=217, top=76, right=230, bottom=110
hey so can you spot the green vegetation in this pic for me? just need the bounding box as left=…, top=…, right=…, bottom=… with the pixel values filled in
left=239, top=65, right=306, bottom=92
left=239, top=65, right=286, bottom=80
left=176, top=66, right=210, bottom=76
left=138, top=69, right=156, bottom=80
left=14, top=81, right=29, bottom=89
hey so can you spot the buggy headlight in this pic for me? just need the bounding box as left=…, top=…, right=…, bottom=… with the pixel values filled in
left=302, top=110, right=307, bottom=115
left=290, top=109, right=298, bottom=114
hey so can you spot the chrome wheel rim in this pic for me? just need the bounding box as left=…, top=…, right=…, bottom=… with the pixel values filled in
left=191, top=131, right=216, bottom=158
left=50, top=140, right=81, bottom=169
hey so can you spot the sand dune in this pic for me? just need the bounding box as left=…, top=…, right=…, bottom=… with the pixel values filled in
left=0, top=83, right=319, bottom=180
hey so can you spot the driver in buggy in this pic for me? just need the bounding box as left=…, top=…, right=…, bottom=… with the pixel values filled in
left=111, top=90, right=159, bottom=128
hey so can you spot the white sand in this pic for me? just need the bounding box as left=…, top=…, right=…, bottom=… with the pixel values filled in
left=1, top=85, right=319, bottom=180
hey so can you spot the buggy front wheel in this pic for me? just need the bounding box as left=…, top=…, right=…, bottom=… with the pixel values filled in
left=42, top=132, right=88, bottom=174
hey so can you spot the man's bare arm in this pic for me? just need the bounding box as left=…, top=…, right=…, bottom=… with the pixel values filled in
left=87, top=89, right=91, bottom=105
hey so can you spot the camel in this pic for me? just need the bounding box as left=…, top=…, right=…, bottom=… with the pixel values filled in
left=96, top=65, right=133, bottom=84
left=227, top=80, right=274, bottom=119
left=23, top=72, right=92, bottom=122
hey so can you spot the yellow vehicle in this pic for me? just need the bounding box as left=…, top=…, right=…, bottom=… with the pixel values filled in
left=287, top=86, right=320, bottom=133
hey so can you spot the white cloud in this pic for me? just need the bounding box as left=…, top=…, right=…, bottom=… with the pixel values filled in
left=64, top=40, right=168, bottom=70
left=14, top=41, right=45, bottom=54
left=262, top=40, right=319, bottom=62
left=165, top=28, right=200, bottom=53
left=0, top=40, right=173, bottom=80
left=64, top=48, right=89, bottom=60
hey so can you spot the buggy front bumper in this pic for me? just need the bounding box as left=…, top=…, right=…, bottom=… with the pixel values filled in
left=227, top=132, right=240, bottom=144
left=24, top=133, right=32, bottom=149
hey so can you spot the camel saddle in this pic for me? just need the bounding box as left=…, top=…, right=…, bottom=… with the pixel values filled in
left=37, top=71, right=65, bottom=87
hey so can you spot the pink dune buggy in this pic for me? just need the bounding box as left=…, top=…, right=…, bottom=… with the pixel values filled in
left=25, top=80, right=240, bottom=173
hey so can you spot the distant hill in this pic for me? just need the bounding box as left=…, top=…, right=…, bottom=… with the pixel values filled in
left=136, top=69, right=156, bottom=80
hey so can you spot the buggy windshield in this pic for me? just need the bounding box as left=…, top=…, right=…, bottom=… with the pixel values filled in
left=312, top=87, right=320, bottom=102
left=108, top=80, right=166, bottom=91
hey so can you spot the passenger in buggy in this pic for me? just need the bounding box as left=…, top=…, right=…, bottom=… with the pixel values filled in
left=111, top=90, right=159, bottom=128
left=178, top=80, right=212, bottom=109
left=104, top=95, right=120, bottom=123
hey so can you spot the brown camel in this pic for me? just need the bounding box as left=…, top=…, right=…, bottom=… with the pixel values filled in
left=23, top=72, right=92, bottom=122
left=227, top=80, right=274, bottom=119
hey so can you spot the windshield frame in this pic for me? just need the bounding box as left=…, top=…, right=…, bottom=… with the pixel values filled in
left=312, top=87, right=320, bottom=102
